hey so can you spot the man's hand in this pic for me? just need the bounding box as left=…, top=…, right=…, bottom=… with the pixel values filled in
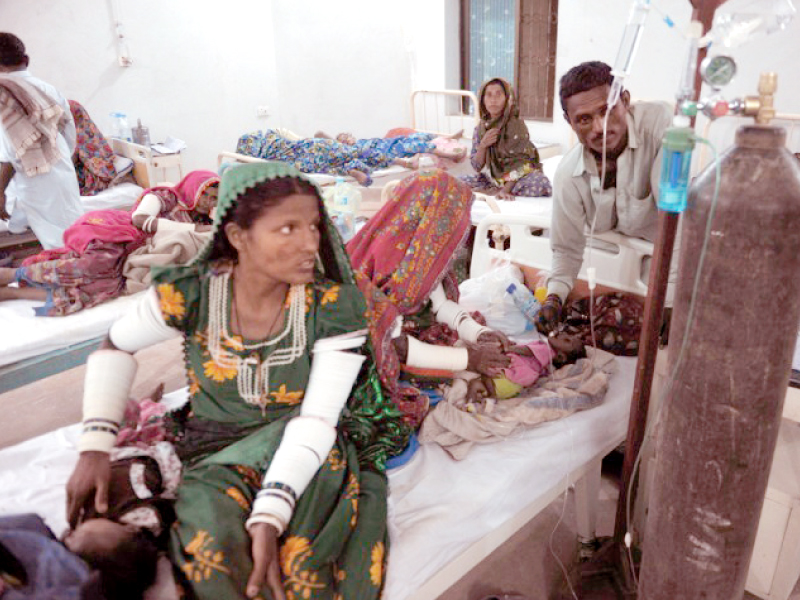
left=478, top=128, right=501, bottom=151
left=247, top=522, right=286, bottom=599
left=66, top=451, right=111, bottom=528
left=535, top=294, right=563, bottom=335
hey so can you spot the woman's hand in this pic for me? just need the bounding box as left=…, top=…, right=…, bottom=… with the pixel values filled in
left=496, top=181, right=516, bottom=201
left=479, top=128, right=501, bottom=151
left=66, top=451, right=111, bottom=528
left=466, top=342, right=510, bottom=378
left=247, top=523, right=286, bottom=600
left=477, top=330, right=512, bottom=354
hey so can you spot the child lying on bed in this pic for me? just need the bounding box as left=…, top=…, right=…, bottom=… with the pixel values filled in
left=465, top=331, right=586, bottom=403
left=419, top=330, right=614, bottom=459
left=0, top=447, right=176, bottom=600
left=62, top=386, right=181, bottom=600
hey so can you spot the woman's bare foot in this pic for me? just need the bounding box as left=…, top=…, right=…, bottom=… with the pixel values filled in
left=433, top=147, right=467, bottom=162
left=446, top=129, right=464, bottom=140
left=0, top=285, right=47, bottom=301
left=348, top=170, right=369, bottom=186
left=0, top=266, right=17, bottom=286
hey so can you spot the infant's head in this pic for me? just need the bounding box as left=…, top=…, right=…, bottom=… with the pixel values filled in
left=64, top=518, right=158, bottom=600
left=548, top=331, right=586, bottom=368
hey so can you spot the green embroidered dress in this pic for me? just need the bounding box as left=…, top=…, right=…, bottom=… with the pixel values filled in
left=152, top=162, right=409, bottom=600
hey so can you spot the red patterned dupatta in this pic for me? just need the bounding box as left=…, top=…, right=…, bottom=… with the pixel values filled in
left=346, top=170, right=473, bottom=425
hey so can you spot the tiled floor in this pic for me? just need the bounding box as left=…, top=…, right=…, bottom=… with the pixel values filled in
left=437, top=451, right=800, bottom=600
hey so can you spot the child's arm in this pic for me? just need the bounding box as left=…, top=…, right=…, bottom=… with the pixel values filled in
left=0, top=162, right=14, bottom=220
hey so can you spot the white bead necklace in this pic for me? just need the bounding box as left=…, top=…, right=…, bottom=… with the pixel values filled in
left=207, top=272, right=307, bottom=410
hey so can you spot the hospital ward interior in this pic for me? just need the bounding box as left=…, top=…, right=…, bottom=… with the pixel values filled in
left=2, top=0, right=800, bottom=599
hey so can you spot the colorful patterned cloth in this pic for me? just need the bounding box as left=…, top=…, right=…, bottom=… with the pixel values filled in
left=68, top=99, right=117, bottom=196
left=236, top=130, right=374, bottom=183
left=352, top=132, right=437, bottom=169
left=562, top=292, right=645, bottom=356
left=346, top=170, right=473, bottom=426
left=18, top=171, right=218, bottom=316
left=461, top=78, right=552, bottom=197
left=151, top=161, right=409, bottom=600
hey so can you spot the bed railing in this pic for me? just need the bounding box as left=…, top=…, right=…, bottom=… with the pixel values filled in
left=471, top=213, right=653, bottom=296
left=410, top=89, right=479, bottom=139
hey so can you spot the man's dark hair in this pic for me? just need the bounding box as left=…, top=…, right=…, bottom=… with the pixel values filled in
left=559, top=61, right=613, bottom=115
left=0, top=33, right=28, bottom=68
left=81, top=530, right=159, bottom=600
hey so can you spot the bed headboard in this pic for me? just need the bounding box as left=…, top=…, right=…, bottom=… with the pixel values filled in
left=410, top=89, right=479, bottom=139
left=470, top=213, right=654, bottom=296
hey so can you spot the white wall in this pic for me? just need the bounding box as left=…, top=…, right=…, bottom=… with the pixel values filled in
left=1, top=0, right=283, bottom=172
left=2, top=0, right=799, bottom=171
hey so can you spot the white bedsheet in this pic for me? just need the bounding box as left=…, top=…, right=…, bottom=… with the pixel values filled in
left=0, top=292, right=143, bottom=368
left=469, top=154, right=562, bottom=225
left=384, top=354, right=635, bottom=599
left=0, top=356, right=634, bottom=599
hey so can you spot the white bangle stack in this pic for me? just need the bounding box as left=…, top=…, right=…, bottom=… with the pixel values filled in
left=78, top=349, right=138, bottom=453
left=246, top=333, right=367, bottom=535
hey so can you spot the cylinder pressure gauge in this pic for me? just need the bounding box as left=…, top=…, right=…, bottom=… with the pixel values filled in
left=700, top=55, right=737, bottom=89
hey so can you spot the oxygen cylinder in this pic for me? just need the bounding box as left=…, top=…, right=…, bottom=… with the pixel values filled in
left=639, top=125, right=800, bottom=599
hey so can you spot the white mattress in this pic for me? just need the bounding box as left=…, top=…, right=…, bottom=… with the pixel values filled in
left=469, top=154, right=562, bottom=225
left=0, top=356, right=635, bottom=599
left=0, top=292, right=143, bottom=368
left=384, top=354, right=635, bottom=599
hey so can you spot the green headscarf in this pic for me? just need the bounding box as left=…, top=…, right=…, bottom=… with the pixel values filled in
left=159, top=160, right=350, bottom=284
left=153, top=160, right=410, bottom=470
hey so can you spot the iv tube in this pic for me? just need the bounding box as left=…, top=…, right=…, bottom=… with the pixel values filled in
left=607, top=0, right=652, bottom=109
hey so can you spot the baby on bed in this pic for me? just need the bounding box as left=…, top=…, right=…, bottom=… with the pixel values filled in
left=465, top=330, right=586, bottom=402
left=0, top=387, right=178, bottom=600
left=419, top=330, right=613, bottom=459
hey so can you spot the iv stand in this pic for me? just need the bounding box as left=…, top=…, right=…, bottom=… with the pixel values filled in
left=568, top=1, right=729, bottom=598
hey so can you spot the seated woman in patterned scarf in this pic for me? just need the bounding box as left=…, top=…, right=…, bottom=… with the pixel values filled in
left=347, top=169, right=511, bottom=427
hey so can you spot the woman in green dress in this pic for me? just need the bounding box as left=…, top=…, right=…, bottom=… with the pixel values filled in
left=65, top=161, right=410, bottom=600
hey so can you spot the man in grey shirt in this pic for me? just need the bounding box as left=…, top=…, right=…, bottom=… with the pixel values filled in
left=537, top=61, right=674, bottom=335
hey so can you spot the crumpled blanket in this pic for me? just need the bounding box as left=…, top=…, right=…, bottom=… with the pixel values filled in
left=0, top=75, right=66, bottom=176
left=123, top=228, right=211, bottom=293
left=418, top=347, right=616, bottom=459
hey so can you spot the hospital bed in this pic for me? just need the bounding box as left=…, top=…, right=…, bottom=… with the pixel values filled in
left=0, top=210, right=653, bottom=599
left=220, top=89, right=481, bottom=217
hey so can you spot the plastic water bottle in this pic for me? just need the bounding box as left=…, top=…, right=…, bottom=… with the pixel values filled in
left=506, top=282, right=541, bottom=324
left=109, top=112, right=132, bottom=142
left=331, top=177, right=361, bottom=241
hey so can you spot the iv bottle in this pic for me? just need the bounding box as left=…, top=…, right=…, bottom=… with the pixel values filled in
left=332, top=177, right=361, bottom=241
left=658, top=116, right=695, bottom=213
left=109, top=112, right=132, bottom=142
left=710, top=0, right=796, bottom=48
left=506, top=282, right=541, bottom=324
